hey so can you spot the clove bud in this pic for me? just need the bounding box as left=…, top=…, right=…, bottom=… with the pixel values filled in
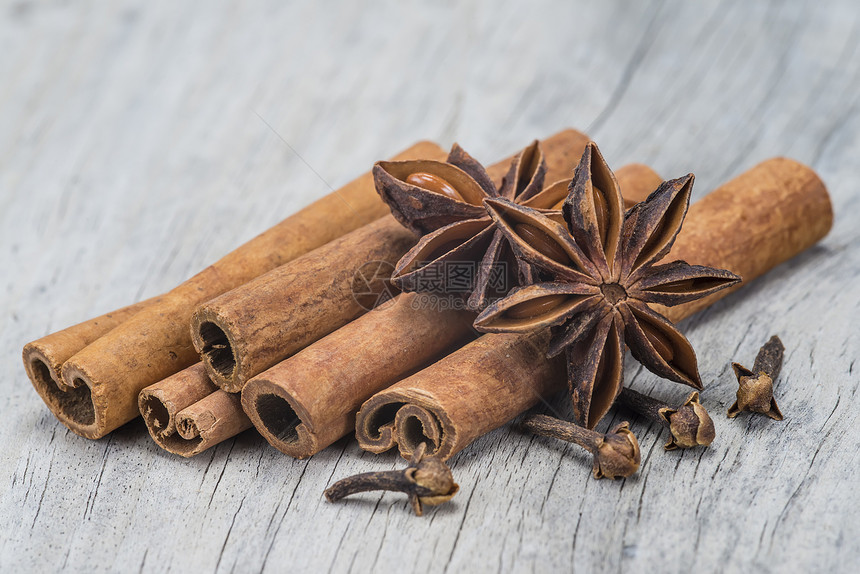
left=324, top=443, right=459, bottom=516
left=521, top=414, right=640, bottom=479
left=616, top=388, right=716, bottom=450
left=728, top=335, right=784, bottom=420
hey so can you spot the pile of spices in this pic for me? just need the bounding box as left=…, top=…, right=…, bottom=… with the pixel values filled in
left=23, top=128, right=831, bottom=516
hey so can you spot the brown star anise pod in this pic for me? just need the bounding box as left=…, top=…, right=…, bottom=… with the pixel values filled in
left=373, top=141, right=582, bottom=310
left=474, top=142, right=742, bottom=429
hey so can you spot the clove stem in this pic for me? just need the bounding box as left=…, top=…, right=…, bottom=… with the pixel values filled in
left=324, top=471, right=414, bottom=502
left=616, top=388, right=665, bottom=422
left=521, top=414, right=641, bottom=479
left=323, top=443, right=458, bottom=516
left=521, top=414, right=600, bottom=451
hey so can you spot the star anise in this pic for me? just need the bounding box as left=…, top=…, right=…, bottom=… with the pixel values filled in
left=373, top=141, right=584, bottom=310
left=473, top=142, right=742, bottom=429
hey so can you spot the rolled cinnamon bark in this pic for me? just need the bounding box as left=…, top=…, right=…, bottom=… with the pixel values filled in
left=175, top=391, right=251, bottom=456
left=139, top=363, right=251, bottom=456
left=240, top=293, right=476, bottom=458
left=355, top=157, right=833, bottom=460
left=191, top=217, right=416, bottom=392
left=24, top=298, right=155, bottom=426
left=658, top=157, right=834, bottom=322
left=192, top=130, right=593, bottom=392
left=239, top=164, right=659, bottom=458
left=50, top=140, right=448, bottom=439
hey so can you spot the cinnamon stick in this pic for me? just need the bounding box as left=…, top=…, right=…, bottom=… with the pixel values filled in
left=240, top=293, right=475, bottom=458
left=238, top=163, right=659, bottom=458
left=139, top=363, right=214, bottom=439
left=139, top=363, right=250, bottom=456
left=23, top=298, right=155, bottom=429
left=658, top=157, right=834, bottom=322
left=175, top=391, right=251, bottom=455
left=191, top=130, right=593, bottom=392
left=355, top=157, right=833, bottom=460
left=40, top=140, right=448, bottom=439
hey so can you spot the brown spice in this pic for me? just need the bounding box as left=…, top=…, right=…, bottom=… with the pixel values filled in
left=174, top=391, right=251, bottom=452
left=324, top=443, right=458, bottom=516
left=139, top=363, right=251, bottom=457
left=616, top=387, right=715, bottom=450
left=356, top=330, right=564, bottom=460
left=474, top=142, right=741, bottom=429
left=191, top=216, right=415, bottom=392
left=191, top=130, right=592, bottom=393
left=355, top=156, right=832, bottom=461
left=23, top=298, right=155, bottom=430
left=378, top=141, right=661, bottom=312
left=242, top=160, right=660, bottom=459
left=521, top=414, right=640, bottom=479
left=38, top=141, right=446, bottom=439
left=241, top=293, right=475, bottom=458
left=728, top=335, right=785, bottom=420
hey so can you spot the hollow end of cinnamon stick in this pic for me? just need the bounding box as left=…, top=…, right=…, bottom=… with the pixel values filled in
left=139, top=392, right=174, bottom=438
left=194, top=313, right=242, bottom=391
left=139, top=363, right=216, bottom=453
left=240, top=292, right=477, bottom=458
left=172, top=391, right=252, bottom=457
left=22, top=298, right=158, bottom=435
left=24, top=345, right=97, bottom=430
left=52, top=362, right=105, bottom=439
left=139, top=390, right=208, bottom=456
left=355, top=392, right=449, bottom=459
left=241, top=379, right=315, bottom=458
left=139, top=364, right=250, bottom=457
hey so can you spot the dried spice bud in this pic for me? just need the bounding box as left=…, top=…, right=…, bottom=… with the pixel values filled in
left=616, top=387, right=715, bottom=450
left=373, top=141, right=551, bottom=310
left=521, top=414, right=640, bottom=479
left=323, top=443, right=459, bottom=516
left=728, top=335, right=784, bottom=420
left=475, top=142, right=741, bottom=429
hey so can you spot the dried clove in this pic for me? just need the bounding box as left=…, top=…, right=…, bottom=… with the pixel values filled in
left=323, top=443, right=459, bottom=516
left=616, top=387, right=715, bottom=450
left=521, top=414, right=640, bottom=479
left=728, top=335, right=784, bottom=420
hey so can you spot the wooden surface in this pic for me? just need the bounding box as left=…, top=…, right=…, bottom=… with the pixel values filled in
left=2, top=1, right=858, bottom=572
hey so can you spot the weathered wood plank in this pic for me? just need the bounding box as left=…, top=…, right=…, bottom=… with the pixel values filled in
left=1, top=0, right=858, bottom=572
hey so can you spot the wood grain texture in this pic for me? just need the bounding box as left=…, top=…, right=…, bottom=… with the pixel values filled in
left=2, top=0, right=858, bottom=572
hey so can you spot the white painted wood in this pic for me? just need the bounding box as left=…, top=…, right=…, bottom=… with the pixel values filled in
left=2, top=0, right=858, bottom=571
